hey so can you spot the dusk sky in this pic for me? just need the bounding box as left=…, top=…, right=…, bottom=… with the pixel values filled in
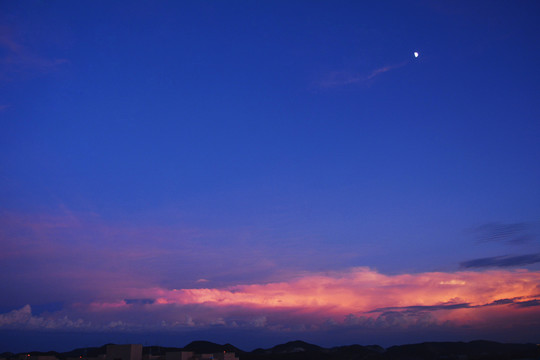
left=1, top=0, right=540, bottom=353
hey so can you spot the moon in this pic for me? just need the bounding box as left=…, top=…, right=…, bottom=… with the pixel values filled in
left=414, top=51, right=419, bottom=58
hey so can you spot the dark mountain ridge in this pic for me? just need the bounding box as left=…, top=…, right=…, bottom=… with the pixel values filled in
left=4, top=340, right=539, bottom=360
left=183, top=341, right=242, bottom=354
left=260, top=340, right=324, bottom=354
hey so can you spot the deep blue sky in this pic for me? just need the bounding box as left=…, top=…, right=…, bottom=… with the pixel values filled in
left=1, top=0, right=540, bottom=353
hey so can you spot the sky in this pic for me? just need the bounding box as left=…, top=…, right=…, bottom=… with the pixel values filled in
left=1, top=0, right=540, bottom=353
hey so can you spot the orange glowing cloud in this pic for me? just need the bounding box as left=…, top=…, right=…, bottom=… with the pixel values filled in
left=2, top=267, right=539, bottom=335
left=111, top=267, right=540, bottom=330
left=146, top=268, right=538, bottom=310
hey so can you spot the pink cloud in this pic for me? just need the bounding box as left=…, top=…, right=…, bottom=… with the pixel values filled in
left=2, top=209, right=539, bottom=337
left=0, top=26, right=68, bottom=80
left=25, top=267, right=533, bottom=334
left=1, top=267, right=539, bottom=336
left=0, top=209, right=306, bottom=301
left=143, top=268, right=540, bottom=316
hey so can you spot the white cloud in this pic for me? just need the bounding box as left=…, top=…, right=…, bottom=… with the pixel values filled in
left=0, top=305, right=89, bottom=330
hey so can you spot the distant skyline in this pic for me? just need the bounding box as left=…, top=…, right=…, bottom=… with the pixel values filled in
left=1, top=0, right=540, bottom=353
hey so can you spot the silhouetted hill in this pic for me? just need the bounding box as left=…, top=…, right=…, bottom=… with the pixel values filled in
left=385, top=340, right=539, bottom=360
left=5, top=339, right=539, bottom=360
left=243, top=341, right=384, bottom=360
left=183, top=341, right=243, bottom=354
left=242, top=342, right=329, bottom=360
left=28, top=351, right=61, bottom=357
left=267, top=341, right=323, bottom=354
left=142, top=346, right=183, bottom=356
left=329, top=344, right=385, bottom=360
left=219, top=340, right=539, bottom=360
left=61, top=344, right=109, bottom=359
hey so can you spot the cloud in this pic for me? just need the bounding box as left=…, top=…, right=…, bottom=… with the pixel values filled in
left=513, top=299, right=540, bottom=308
left=0, top=305, right=89, bottom=330
left=1, top=267, right=538, bottom=335
left=472, top=222, right=535, bottom=245
left=0, top=209, right=358, bottom=306
left=124, top=299, right=155, bottom=305
left=460, top=253, right=540, bottom=268
left=2, top=210, right=540, bottom=337
left=318, top=61, right=408, bottom=88
left=0, top=209, right=250, bottom=302
left=366, top=61, right=408, bottom=80
left=368, top=302, right=472, bottom=314
left=318, top=71, right=363, bottom=88
left=0, top=26, right=68, bottom=80
left=367, top=296, right=538, bottom=314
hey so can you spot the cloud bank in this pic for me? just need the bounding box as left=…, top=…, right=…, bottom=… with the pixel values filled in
left=1, top=267, right=539, bottom=336
left=2, top=210, right=540, bottom=344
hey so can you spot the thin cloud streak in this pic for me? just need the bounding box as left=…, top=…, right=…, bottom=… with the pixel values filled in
left=472, top=222, right=535, bottom=245
left=460, top=253, right=540, bottom=268
left=366, top=61, right=408, bottom=79
left=319, top=61, right=409, bottom=88
left=0, top=27, right=68, bottom=79
left=367, top=296, right=539, bottom=313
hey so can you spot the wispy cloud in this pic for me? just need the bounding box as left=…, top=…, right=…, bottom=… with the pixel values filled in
left=366, top=61, right=408, bottom=80
left=368, top=296, right=539, bottom=313
left=0, top=26, right=68, bottom=80
left=0, top=209, right=352, bottom=300
left=460, top=253, right=540, bottom=268
left=318, top=61, right=409, bottom=88
left=472, top=222, right=535, bottom=245
left=514, top=299, right=540, bottom=308
left=368, top=302, right=473, bottom=314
